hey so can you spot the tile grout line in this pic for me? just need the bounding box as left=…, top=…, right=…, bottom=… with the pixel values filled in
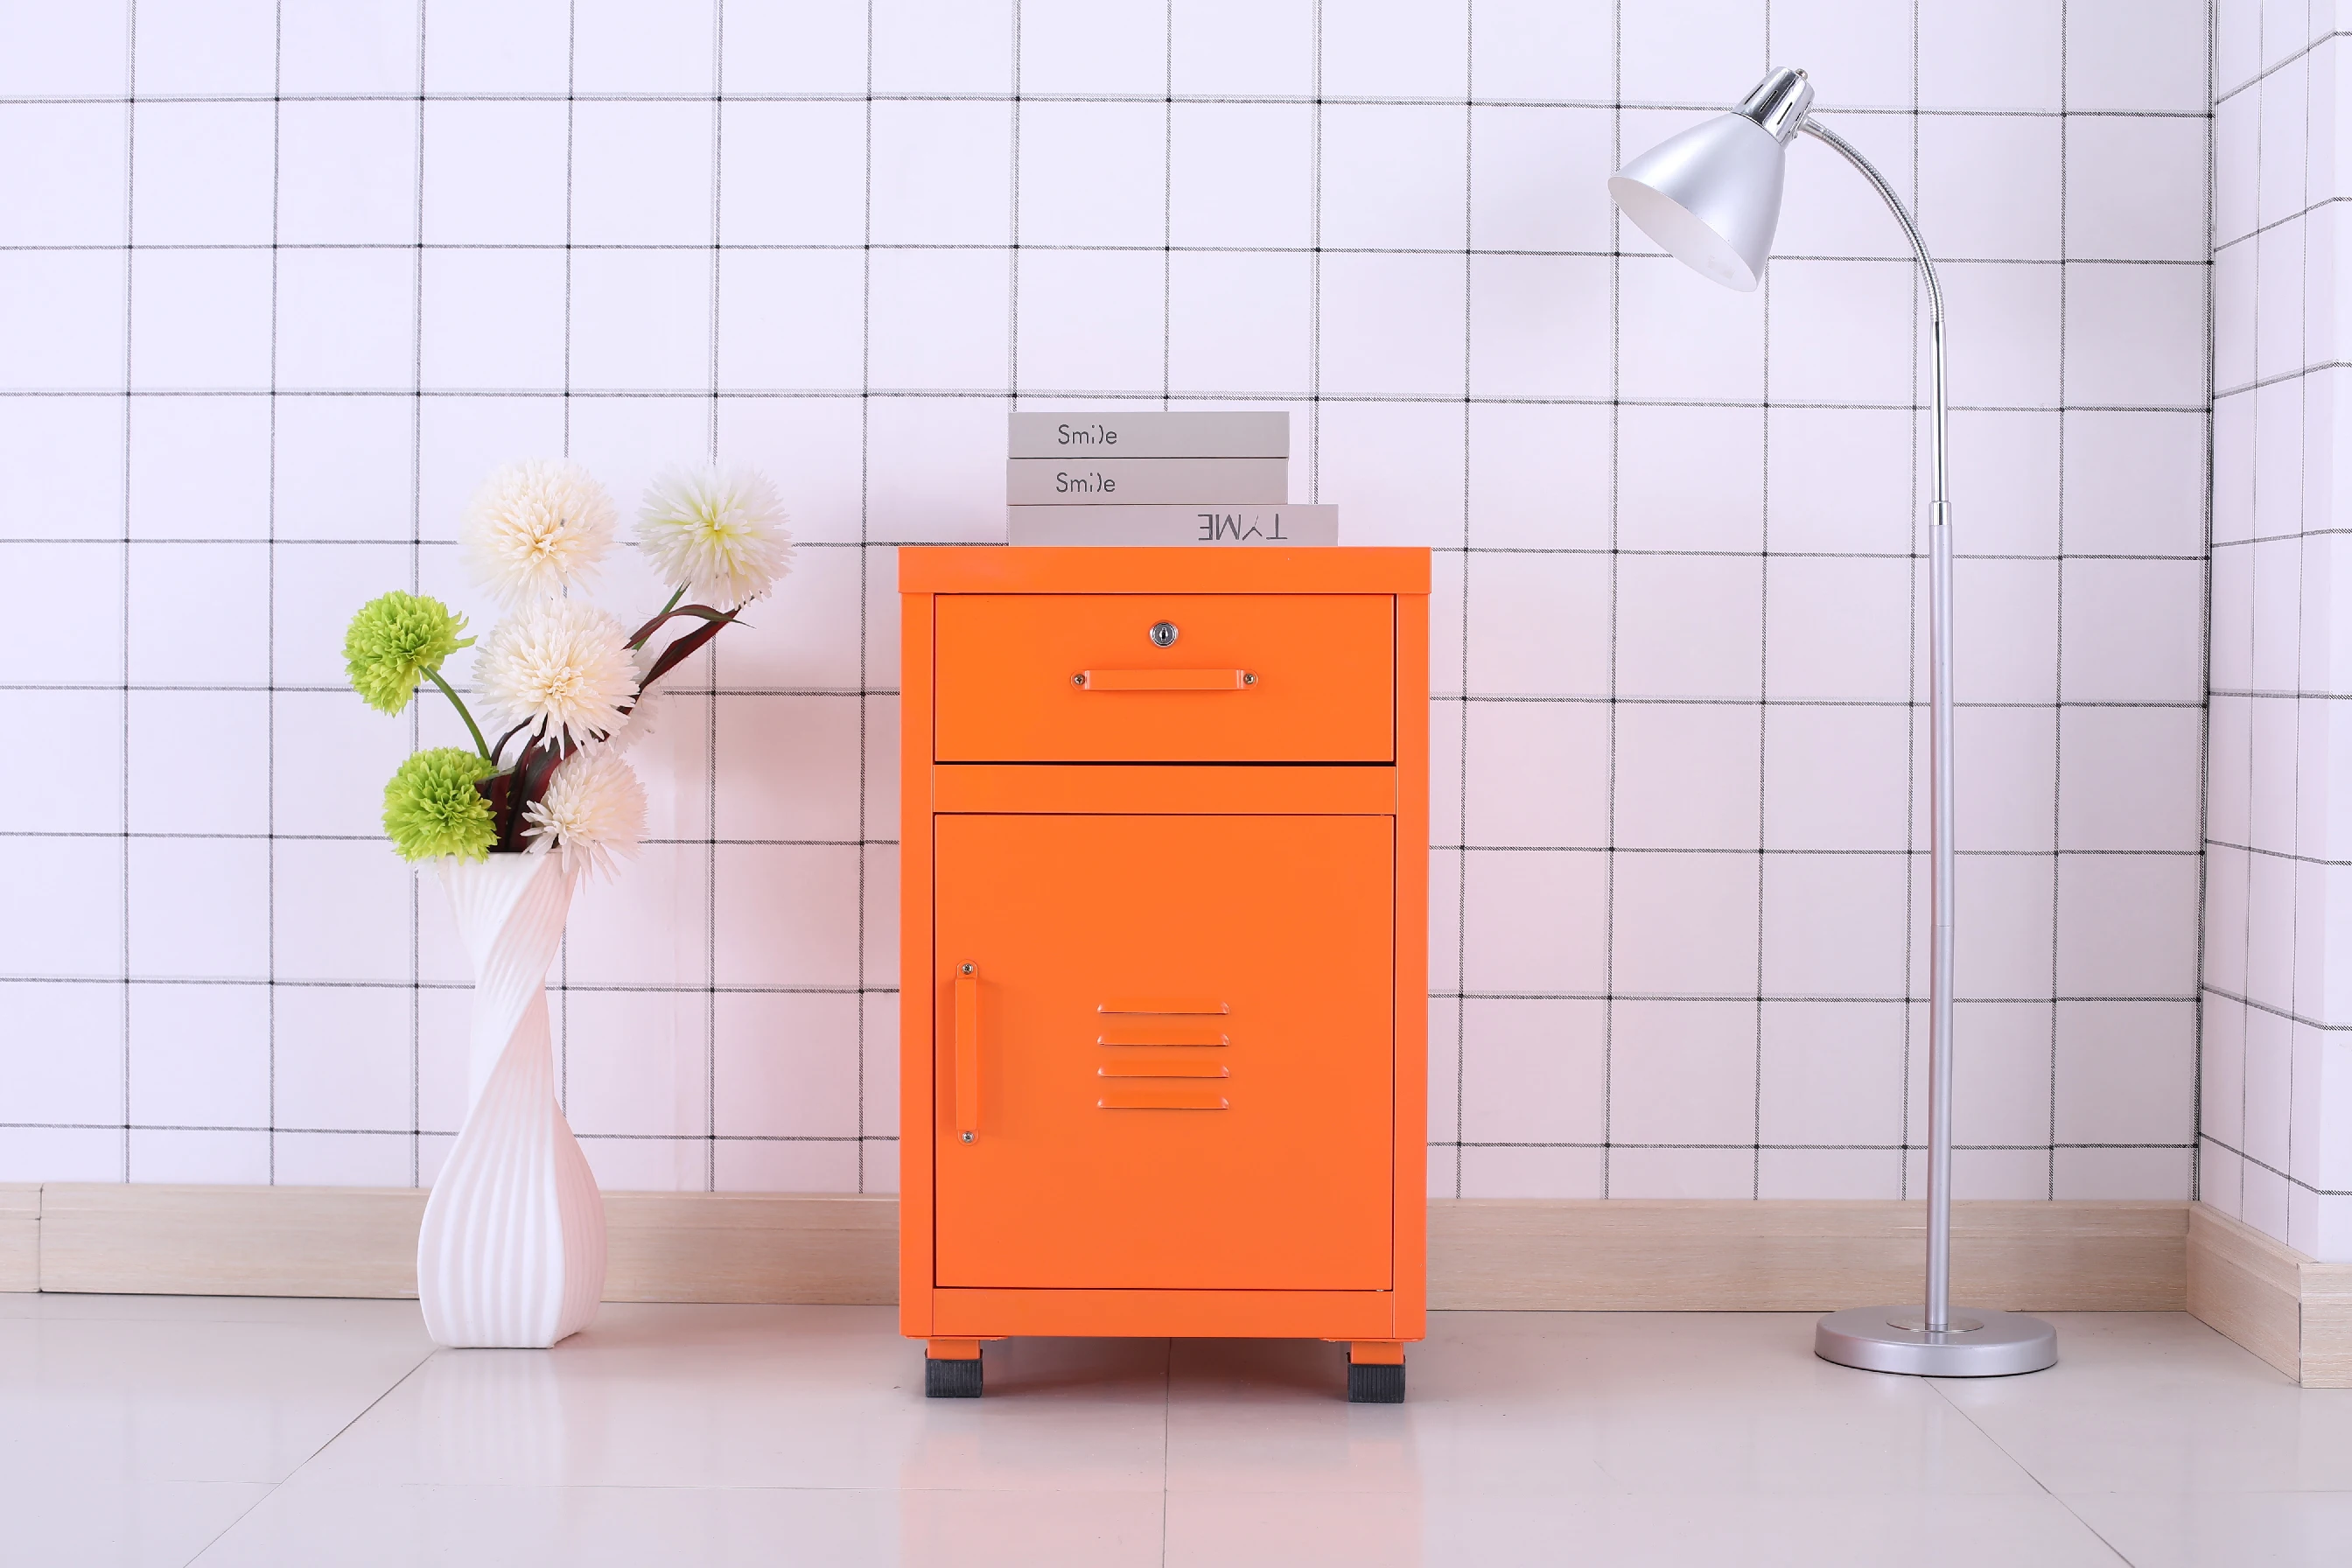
left=1160, top=0, right=1172, bottom=413
left=1754, top=0, right=1774, bottom=1203
left=178, top=1343, right=444, bottom=1565
left=853, top=0, right=876, bottom=1196
left=2187, top=0, right=2216, bottom=1212
left=1919, top=1376, right=2138, bottom=1566
left=404, top=0, right=430, bottom=1191
left=116, top=0, right=138, bottom=1186
left=0, top=88, right=2222, bottom=116
left=263, top=0, right=284, bottom=1186
left=2044, top=0, right=2072, bottom=1203
left=2276, top=1, right=2309, bottom=1242
left=1453, top=1, right=1474, bottom=1200
left=1600, top=0, right=1620, bottom=1202
left=552, top=0, right=579, bottom=1139
left=2229, top=0, right=2268, bottom=1226
left=709, top=0, right=728, bottom=1194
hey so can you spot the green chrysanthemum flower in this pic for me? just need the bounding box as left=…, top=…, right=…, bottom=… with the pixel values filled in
left=382, top=748, right=499, bottom=863
left=345, top=591, right=470, bottom=715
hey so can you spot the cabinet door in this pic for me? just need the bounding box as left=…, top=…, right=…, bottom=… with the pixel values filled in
left=934, top=813, right=1393, bottom=1291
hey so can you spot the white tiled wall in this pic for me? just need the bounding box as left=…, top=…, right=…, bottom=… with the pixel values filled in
left=0, top=0, right=2212, bottom=1203
left=2206, top=0, right=2352, bottom=1261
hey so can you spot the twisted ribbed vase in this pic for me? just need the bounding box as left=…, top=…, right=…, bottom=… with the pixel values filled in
left=418, top=850, right=606, bottom=1348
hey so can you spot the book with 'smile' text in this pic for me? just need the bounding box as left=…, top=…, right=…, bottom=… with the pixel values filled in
left=1008, top=410, right=1288, bottom=458
left=1007, top=455, right=1288, bottom=505
left=1007, top=504, right=1338, bottom=546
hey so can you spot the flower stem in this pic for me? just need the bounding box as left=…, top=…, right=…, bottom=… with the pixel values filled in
left=627, top=584, right=689, bottom=650
left=425, top=667, right=493, bottom=760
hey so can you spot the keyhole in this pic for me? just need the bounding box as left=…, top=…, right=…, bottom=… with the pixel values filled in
left=1149, top=620, right=1179, bottom=648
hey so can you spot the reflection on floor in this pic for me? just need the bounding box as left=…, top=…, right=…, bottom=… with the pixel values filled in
left=4, top=1295, right=2348, bottom=1566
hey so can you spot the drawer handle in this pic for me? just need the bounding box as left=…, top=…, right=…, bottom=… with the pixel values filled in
left=1099, top=998, right=1228, bottom=1015
left=954, top=963, right=978, bottom=1142
left=1097, top=1059, right=1230, bottom=1079
left=1097, top=1089, right=1229, bottom=1111
left=1075, top=668, right=1256, bottom=691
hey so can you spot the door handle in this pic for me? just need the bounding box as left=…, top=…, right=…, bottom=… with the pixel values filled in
left=1074, top=668, right=1256, bottom=691
left=954, top=962, right=978, bottom=1143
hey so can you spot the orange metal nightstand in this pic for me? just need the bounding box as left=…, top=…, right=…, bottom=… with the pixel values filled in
left=899, top=547, right=1431, bottom=1402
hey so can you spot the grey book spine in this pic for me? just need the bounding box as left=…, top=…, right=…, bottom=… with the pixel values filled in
left=1007, top=504, right=1339, bottom=547
left=1008, top=410, right=1290, bottom=458
left=1007, top=456, right=1287, bottom=505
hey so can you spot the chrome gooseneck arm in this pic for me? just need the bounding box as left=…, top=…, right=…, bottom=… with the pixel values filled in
left=1796, top=114, right=1957, bottom=1337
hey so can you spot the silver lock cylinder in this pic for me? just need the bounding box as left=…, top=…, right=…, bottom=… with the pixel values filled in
left=1148, top=620, right=1179, bottom=648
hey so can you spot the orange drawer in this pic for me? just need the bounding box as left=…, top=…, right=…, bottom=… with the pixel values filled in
left=933, top=593, right=1393, bottom=762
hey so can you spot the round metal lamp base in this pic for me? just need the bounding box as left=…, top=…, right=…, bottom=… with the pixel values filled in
left=1815, top=1306, right=2057, bottom=1377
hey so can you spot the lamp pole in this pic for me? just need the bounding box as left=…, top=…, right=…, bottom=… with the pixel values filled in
left=1611, top=70, right=2057, bottom=1376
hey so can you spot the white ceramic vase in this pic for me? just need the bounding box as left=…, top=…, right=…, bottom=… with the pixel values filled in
left=418, top=849, right=606, bottom=1348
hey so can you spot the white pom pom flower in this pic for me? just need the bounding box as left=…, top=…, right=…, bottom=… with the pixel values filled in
left=606, top=648, right=666, bottom=758
left=472, top=598, right=638, bottom=749
left=461, top=459, right=618, bottom=607
left=522, top=746, right=646, bottom=881
left=636, top=465, right=793, bottom=612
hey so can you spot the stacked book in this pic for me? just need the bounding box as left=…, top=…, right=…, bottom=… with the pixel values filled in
left=1006, top=410, right=1338, bottom=546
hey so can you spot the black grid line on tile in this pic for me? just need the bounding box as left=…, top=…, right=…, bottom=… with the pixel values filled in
left=1597, top=0, right=1622, bottom=1200
left=0, top=90, right=2216, bottom=116
left=2044, top=0, right=2070, bottom=1202
left=2188, top=0, right=2217, bottom=1212
left=263, top=0, right=283, bottom=1186
left=1448, top=0, right=1474, bottom=1201
left=112, top=0, right=136, bottom=1185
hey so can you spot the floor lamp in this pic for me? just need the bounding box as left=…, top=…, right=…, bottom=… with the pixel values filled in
left=1607, top=67, right=2057, bottom=1376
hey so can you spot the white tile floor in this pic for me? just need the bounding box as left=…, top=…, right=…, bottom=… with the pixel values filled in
left=4, top=1298, right=2348, bottom=1566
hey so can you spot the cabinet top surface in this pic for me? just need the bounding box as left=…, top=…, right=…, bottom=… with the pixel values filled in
left=898, top=546, right=1431, bottom=596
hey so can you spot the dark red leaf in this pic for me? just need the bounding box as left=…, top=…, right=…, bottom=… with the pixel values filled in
left=626, top=603, right=738, bottom=650
left=639, top=607, right=741, bottom=689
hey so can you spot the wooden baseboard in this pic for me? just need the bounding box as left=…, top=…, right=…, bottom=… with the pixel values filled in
left=18, top=1186, right=2188, bottom=1315
left=2185, top=1203, right=2301, bottom=1378
left=2188, top=1201, right=2352, bottom=1388
left=25, top=1186, right=2349, bottom=1383
left=40, top=1183, right=428, bottom=1298
left=1430, top=1198, right=2188, bottom=1312
left=31, top=1185, right=896, bottom=1305
left=2309, top=1260, right=2352, bottom=1388
left=602, top=1192, right=894, bottom=1305
left=0, top=1185, right=37, bottom=1293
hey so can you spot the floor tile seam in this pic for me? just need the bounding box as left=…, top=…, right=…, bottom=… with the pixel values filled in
left=246, top=1478, right=1185, bottom=1496
left=1922, top=1375, right=2138, bottom=1565
left=1151, top=1485, right=2168, bottom=1507
left=183, top=1344, right=440, bottom=1563
left=2060, top=1494, right=2352, bottom=1504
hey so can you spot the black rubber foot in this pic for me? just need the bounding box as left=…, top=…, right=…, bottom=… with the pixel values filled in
left=925, top=1356, right=983, bottom=1398
left=1347, top=1360, right=1404, bottom=1403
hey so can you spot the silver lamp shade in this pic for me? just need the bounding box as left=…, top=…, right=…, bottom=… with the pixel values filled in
left=1606, top=67, right=1814, bottom=292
